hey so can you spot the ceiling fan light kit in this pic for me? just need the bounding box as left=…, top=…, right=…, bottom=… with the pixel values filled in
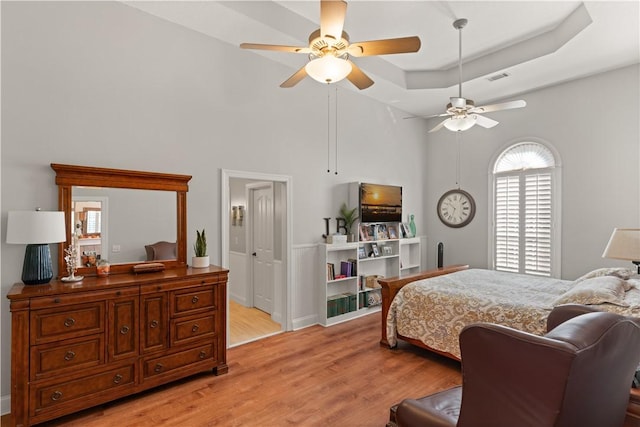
left=444, top=115, right=477, bottom=132
left=305, top=55, right=352, bottom=84
left=240, top=0, right=420, bottom=90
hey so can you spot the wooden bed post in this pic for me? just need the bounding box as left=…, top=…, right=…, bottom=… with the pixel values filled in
left=378, top=265, right=469, bottom=347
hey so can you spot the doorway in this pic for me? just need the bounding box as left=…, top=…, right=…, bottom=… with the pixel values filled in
left=221, top=170, right=292, bottom=347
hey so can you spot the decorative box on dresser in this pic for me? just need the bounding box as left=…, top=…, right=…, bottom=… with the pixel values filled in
left=7, top=265, right=228, bottom=427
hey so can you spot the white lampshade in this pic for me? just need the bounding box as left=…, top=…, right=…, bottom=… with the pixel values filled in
left=305, top=56, right=352, bottom=84
left=602, top=228, right=640, bottom=261
left=6, top=210, right=66, bottom=244
left=444, top=115, right=477, bottom=132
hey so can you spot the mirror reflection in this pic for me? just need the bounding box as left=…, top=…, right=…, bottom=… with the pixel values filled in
left=72, top=187, right=176, bottom=265
left=72, top=197, right=107, bottom=267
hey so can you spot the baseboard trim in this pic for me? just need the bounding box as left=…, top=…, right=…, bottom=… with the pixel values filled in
left=1, top=393, right=10, bottom=416
left=292, top=314, right=318, bottom=330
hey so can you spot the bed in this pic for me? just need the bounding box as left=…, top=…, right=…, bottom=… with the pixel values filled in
left=379, top=265, right=640, bottom=360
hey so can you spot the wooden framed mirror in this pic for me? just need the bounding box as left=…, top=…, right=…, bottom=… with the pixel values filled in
left=51, top=164, right=191, bottom=276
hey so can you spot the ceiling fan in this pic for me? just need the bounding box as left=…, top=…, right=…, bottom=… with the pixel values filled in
left=427, top=18, right=526, bottom=133
left=240, top=0, right=421, bottom=90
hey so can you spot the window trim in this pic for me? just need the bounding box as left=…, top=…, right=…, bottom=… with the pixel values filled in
left=488, top=139, right=562, bottom=278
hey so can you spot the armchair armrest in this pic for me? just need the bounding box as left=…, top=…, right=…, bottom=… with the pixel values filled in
left=546, top=304, right=601, bottom=332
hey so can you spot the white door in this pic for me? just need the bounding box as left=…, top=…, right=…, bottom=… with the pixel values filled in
left=252, top=186, right=274, bottom=314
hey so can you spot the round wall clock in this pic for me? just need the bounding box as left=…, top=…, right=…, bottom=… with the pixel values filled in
left=437, top=189, right=476, bottom=228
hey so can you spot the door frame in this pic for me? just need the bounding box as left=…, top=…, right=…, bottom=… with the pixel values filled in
left=221, top=169, right=293, bottom=341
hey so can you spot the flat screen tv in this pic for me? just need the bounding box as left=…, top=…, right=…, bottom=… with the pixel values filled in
left=360, top=183, right=402, bottom=223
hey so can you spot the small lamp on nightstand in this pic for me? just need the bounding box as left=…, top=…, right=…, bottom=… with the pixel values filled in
left=6, top=209, right=67, bottom=285
left=602, top=228, right=640, bottom=274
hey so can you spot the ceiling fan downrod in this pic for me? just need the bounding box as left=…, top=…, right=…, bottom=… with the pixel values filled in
left=453, top=18, right=467, bottom=99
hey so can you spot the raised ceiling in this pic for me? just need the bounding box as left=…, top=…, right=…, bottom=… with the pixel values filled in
left=124, top=1, right=639, bottom=117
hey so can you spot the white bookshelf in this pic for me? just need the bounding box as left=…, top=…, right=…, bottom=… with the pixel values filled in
left=400, top=237, right=421, bottom=276
left=319, top=233, right=421, bottom=326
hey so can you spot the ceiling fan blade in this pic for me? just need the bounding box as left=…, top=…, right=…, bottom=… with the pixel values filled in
left=404, top=112, right=450, bottom=120
left=320, top=0, right=347, bottom=41
left=240, top=43, right=310, bottom=54
left=428, top=118, right=450, bottom=133
left=348, top=36, right=421, bottom=57
left=473, top=114, right=499, bottom=129
left=345, top=60, right=374, bottom=90
left=471, top=100, right=526, bottom=114
left=280, top=66, right=308, bottom=88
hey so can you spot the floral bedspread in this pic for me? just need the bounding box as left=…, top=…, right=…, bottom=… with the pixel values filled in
left=386, top=269, right=640, bottom=359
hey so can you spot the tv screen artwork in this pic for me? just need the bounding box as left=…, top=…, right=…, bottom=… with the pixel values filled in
left=360, top=183, right=402, bottom=223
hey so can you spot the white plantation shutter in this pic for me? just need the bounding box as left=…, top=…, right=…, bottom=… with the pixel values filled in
left=492, top=142, right=560, bottom=277
left=495, top=176, right=520, bottom=272
left=86, top=210, right=101, bottom=234
left=525, top=173, right=552, bottom=276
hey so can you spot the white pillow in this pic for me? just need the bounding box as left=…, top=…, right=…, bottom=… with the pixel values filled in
left=574, top=267, right=634, bottom=283
left=553, top=276, right=628, bottom=307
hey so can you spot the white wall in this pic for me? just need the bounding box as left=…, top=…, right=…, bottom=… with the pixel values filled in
left=424, top=64, right=640, bottom=279
left=0, top=1, right=429, bottom=405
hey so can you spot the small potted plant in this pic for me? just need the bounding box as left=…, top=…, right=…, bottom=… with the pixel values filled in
left=192, top=229, right=209, bottom=268
left=339, top=203, right=359, bottom=242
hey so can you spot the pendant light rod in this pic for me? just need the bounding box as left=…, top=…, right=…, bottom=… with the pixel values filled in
left=453, top=18, right=467, bottom=99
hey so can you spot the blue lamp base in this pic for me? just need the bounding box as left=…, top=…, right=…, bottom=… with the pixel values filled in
left=22, top=244, right=54, bottom=285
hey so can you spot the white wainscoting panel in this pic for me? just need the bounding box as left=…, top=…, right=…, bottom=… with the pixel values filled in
left=291, top=244, right=319, bottom=330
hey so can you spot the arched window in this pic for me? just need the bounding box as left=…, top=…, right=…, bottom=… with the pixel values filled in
left=490, top=141, right=561, bottom=277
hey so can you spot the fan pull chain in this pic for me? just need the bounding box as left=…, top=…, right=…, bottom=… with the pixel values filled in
left=335, top=86, right=338, bottom=175
left=456, top=132, right=461, bottom=188
left=327, top=88, right=331, bottom=173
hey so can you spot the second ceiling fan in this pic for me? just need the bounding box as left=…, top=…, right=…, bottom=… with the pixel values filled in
left=240, top=0, right=421, bottom=90
left=427, top=18, right=526, bottom=133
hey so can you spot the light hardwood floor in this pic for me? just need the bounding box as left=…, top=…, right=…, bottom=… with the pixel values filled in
left=4, top=313, right=639, bottom=426
left=229, top=300, right=282, bottom=346
left=3, top=313, right=462, bottom=426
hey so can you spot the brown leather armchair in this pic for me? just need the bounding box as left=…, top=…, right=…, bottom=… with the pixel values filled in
left=390, top=304, right=640, bottom=427
left=144, top=241, right=176, bottom=261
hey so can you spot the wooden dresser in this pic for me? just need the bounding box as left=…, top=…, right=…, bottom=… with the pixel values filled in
left=7, top=265, right=228, bottom=427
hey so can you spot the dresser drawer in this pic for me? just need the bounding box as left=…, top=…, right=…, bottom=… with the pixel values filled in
left=31, top=335, right=104, bottom=380
left=143, top=344, right=214, bottom=379
left=171, top=286, right=216, bottom=316
left=171, top=314, right=216, bottom=346
left=31, top=302, right=105, bottom=345
left=32, top=364, right=134, bottom=413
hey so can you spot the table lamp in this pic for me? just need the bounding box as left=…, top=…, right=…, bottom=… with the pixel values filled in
left=602, top=228, right=640, bottom=274
left=6, top=209, right=67, bottom=285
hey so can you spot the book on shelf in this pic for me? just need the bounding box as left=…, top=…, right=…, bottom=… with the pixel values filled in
left=327, top=292, right=357, bottom=318
left=340, top=259, right=357, bottom=277
left=327, top=263, right=335, bottom=281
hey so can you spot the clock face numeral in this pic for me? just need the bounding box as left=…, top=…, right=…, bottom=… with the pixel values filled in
left=437, top=190, right=476, bottom=228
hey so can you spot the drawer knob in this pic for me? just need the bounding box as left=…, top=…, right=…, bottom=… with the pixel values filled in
left=149, top=320, right=159, bottom=329
left=51, top=391, right=63, bottom=401
left=113, top=374, right=123, bottom=384
left=63, top=317, right=76, bottom=328
left=191, top=324, right=199, bottom=333
left=120, top=325, right=130, bottom=335
left=64, top=351, right=76, bottom=361
left=199, top=351, right=207, bottom=359
left=154, top=363, right=164, bottom=373
left=53, top=298, right=61, bottom=304
left=191, top=296, right=199, bottom=304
